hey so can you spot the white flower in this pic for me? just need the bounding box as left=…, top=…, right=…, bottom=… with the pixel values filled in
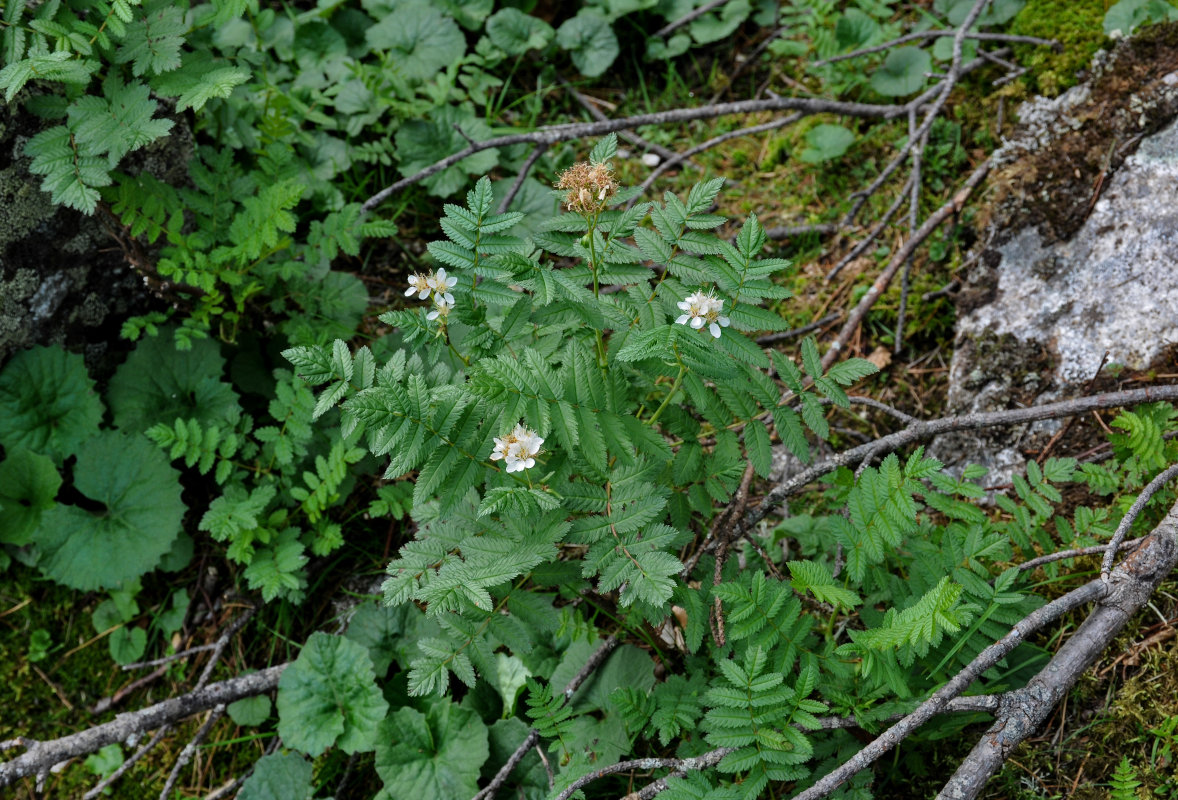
left=426, top=296, right=452, bottom=321
left=675, top=290, right=730, bottom=339
left=406, top=273, right=431, bottom=299
left=490, top=423, right=544, bottom=473
left=428, top=268, right=458, bottom=306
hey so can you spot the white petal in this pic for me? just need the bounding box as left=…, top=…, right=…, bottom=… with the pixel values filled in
left=405, top=286, right=417, bottom=296
left=445, top=276, right=457, bottom=288
left=442, top=292, right=455, bottom=305
left=709, top=322, right=721, bottom=338
left=418, top=288, right=430, bottom=299
left=427, top=311, right=439, bottom=320
left=718, top=316, right=730, bottom=326
left=691, top=317, right=705, bottom=329
left=522, top=458, right=535, bottom=469
left=675, top=314, right=690, bottom=325
left=490, top=451, right=503, bottom=460
left=677, top=301, right=691, bottom=311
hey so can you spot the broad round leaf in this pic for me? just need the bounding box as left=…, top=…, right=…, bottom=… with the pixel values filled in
left=0, top=346, right=103, bottom=461
left=870, top=46, right=932, bottom=97
left=277, top=632, right=389, bottom=757
left=107, top=334, right=240, bottom=434
left=365, top=2, right=466, bottom=82
left=0, top=449, right=61, bottom=545
left=238, top=752, right=314, bottom=800
left=835, top=9, right=881, bottom=50
left=375, top=700, right=489, bottom=798
left=556, top=12, right=619, bottom=78
left=688, top=0, right=751, bottom=44
left=800, top=124, right=856, bottom=164
left=486, top=8, right=554, bottom=55
left=228, top=695, right=273, bottom=727
left=35, top=432, right=185, bottom=590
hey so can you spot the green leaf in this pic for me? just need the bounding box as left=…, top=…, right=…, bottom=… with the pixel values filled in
left=115, top=4, right=186, bottom=76
left=228, top=695, right=272, bottom=727
left=151, top=52, right=250, bottom=111
left=35, top=432, right=185, bottom=590
left=1104, top=0, right=1178, bottom=34
left=870, top=47, right=931, bottom=97
left=485, top=8, right=554, bottom=55
left=836, top=9, right=881, bottom=50
left=744, top=419, right=773, bottom=478
left=556, top=11, right=620, bottom=77
left=0, top=346, right=103, bottom=461
left=109, top=626, right=147, bottom=665
left=277, top=632, right=389, bottom=757
left=800, top=124, right=855, bottom=164
left=345, top=601, right=408, bottom=679
left=366, top=1, right=466, bottom=82
left=375, top=700, right=489, bottom=798
left=238, top=752, right=314, bottom=800
left=0, top=449, right=61, bottom=545
left=107, top=334, right=241, bottom=434
left=0, top=52, right=96, bottom=103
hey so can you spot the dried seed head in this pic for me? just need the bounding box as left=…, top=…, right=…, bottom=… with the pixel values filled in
left=555, top=161, right=618, bottom=214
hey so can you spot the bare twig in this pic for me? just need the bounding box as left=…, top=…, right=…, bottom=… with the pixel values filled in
left=651, top=0, right=728, bottom=39
left=791, top=577, right=1110, bottom=800
left=634, top=114, right=802, bottom=197
left=563, top=82, right=684, bottom=166
left=472, top=635, right=619, bottom=800
left=709, top=24, right=790, bottom=104
left=756, top=311, right=841, bottom=345
left=814, top=30, right=1059, bottom=66
left=1036, top=350, right=1110, bottom=465
left=937, top=499, right=1178, bottom=800
left=362, top=96, right=916, bottom=212
left=894, top=109, right=928, bottom=355
left=741, top=383, right=1178, bottom=539
left=496, top=143, right=548, bottom=215
left=1102, top=463, right=1178, bottom=580
left=159, top=705, right=225, bottom=800
left=822, top=159, right=990, bottom=372
left=826, top=172, right=916, bottom=281
left=764, top=222, right=840, bottom=240
left=1016, top=538, right=1144, bottom=574
left=0, top=666, right=286, bottom=787
left=82, top=727, right=171, bottom=799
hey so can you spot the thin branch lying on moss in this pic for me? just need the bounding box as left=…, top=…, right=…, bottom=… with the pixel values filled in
left=361, top=96, right=920, bottom=212
left=473, top=635, right=619, bottom=800
left=821, top=158, right=991, bottom=373
left=755, top=311, right=842, bottom=345
left=496, top=143, right=549, bottom=215
left=741, top=383, right=1178, bottom=539
left=937, top=499, right=1178, bottom=800
left=814, top=30, right=1059, bottom=66
left=0, top=666, right=287, bottom=788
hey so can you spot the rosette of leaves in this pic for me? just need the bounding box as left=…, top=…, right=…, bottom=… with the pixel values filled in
left=0, top=449, right=62, bottom=546
left=276, top=633, right=389, bottom=757
left=0, top=346, right=103, bottom=462
left=34, top=431, right=186, bottom=590
left=107, top=333, right=242, bottom=434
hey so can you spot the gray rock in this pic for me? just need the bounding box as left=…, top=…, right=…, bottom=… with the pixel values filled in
left=939, top=42, right=1178, bottom=482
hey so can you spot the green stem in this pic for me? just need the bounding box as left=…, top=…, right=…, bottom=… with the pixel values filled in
left=647, top=360, right=686, bottom=427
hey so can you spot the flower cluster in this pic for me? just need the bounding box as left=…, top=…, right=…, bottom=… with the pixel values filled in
left=675, top=290, right=730, bottom=338
left=489, top=423, right=544, bottom=473
left=555, top=161, right=618, bottom=214
left=405, top=268, right=458, bottom=321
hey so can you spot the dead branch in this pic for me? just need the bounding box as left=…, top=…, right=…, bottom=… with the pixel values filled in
left=740, top=383, right=1178, bottom=539
left=937, top=498, right=1178, bottom=799
left=1102, top=462, right=1178, bottom=579
left=0, top=665, right=286, bottom=788
left=814, top=31, right=1059, bottom=66
left=496, top=143, right=548, bottom=215
left=651, top=0, right=727, bottom=39
left=755, top=311, right=842, bottom=345
left=472, top=635, right=619, bottom=800
left=361, top=97, right=920, bottom=213
left=821, top=158, right=990, bottom=373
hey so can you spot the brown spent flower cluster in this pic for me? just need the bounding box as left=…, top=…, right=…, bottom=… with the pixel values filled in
left=555, top=161, right=618, bottom=214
